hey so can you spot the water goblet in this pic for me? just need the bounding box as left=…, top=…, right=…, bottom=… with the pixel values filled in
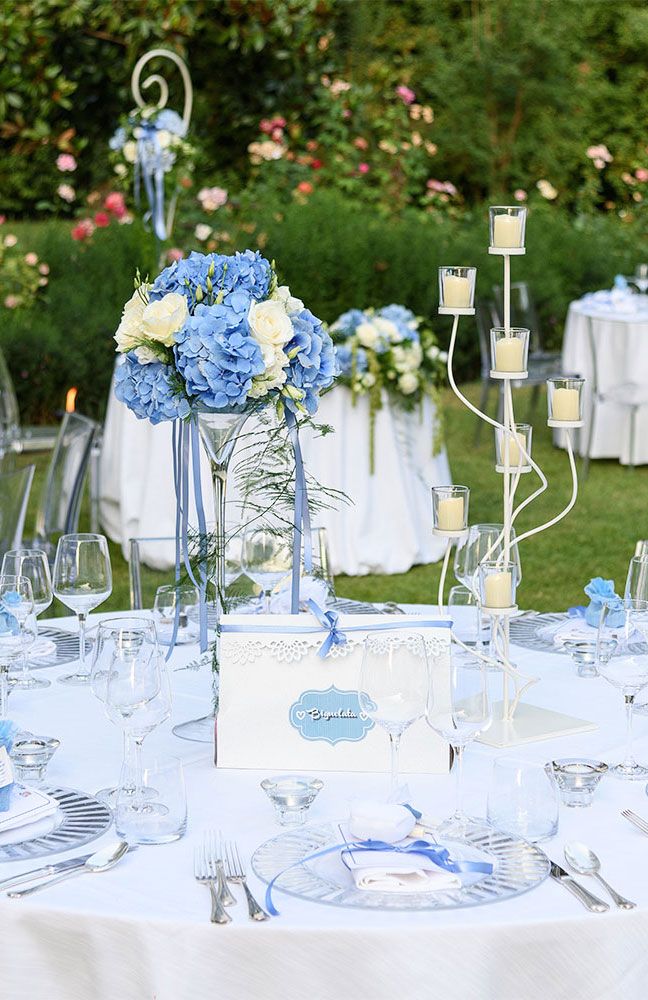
left=241, top=528, right=292, bottom=614
left=358, top=630, right=429, bottom=795
left=625, top=556, right=648, bottom=603
left=1, top=548, right=53, bottom=689
left=426, top=651, right=491, bottom=834
left=53, top=533, right=112, bottom=684
left=597, top=605, right=648, bottom=779
left=0, top=575, right=36, bottom=718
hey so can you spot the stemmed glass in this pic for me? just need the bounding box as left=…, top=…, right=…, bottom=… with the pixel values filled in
left=0, top=576, right=36, bottom=718
left=358, top=630, right=429, bottom=794
left=454, top=523, right=522, bottom=598
left=426, top=652, right=492, bottom=833
left=241, top=528, right=292, bottom=613
left=598, top=605, right=648, bottom=779
left=90, top=617, right=165, bottom=807
left=103, top=620, right=172, bottom=814
left=625, top=556, right=648, bottom=603
left=1, top=549, right=53, bottom=689
left=53, top=533, right=112, bottom=684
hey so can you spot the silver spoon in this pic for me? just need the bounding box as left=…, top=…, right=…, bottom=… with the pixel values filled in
left=8, top=841, right=130, bottom=898
left=564, top=841, right=636, bottom=909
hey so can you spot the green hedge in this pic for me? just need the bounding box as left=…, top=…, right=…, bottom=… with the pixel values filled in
left=0, top=198, right=643, bottom=423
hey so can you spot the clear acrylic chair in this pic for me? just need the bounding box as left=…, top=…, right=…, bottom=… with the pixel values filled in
left=32, top=411, right=98, bottom=559
left=128, top=537, right=177, bottom=610
left=0, top=348, right=22, bottom=469
left=0, top=464, right=35, bottom=562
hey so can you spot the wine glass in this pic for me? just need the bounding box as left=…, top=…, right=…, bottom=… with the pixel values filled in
left=53, top=533, right=112, bottom=684
left=598, top=605, right=648, bottom=779
left=104, top=622, right=172, bottom=814
left=1, top=548, right=53, bottom=689
left=241, top=528, right=292, bottom=613
left=426, top=651, right=491, bottom=833
left=358, top=630, right=429, bottom=794
left=625, top=556, right=648, bottom=603
left=0, top=576, right=36, bottom=718
left=90, top=616, right=162, bottom=807
left=456, top=523, right=522, bottom=598
left=634, top=264, right=648, bottom=295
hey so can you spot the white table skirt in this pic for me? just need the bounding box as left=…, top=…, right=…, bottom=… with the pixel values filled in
left=2, top=609, right=648, bottom=1000
left=99, top=384, right=451, bottom=576
left=559, top=301, right=648, bottom=464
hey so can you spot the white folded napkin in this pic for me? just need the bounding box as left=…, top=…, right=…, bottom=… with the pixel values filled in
left=539, top=617, right=626, bottom=648
left=349, top=801, right=417, bottom=843
left=342, top=844, right=461, bottom=893
left=29, top=639, right=57, bottom=660
left=270, top=576, right=331, bottom=614
left=0, top=785, right=59, bottom=841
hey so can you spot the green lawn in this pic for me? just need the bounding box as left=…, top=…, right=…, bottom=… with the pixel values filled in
left=23, top=383, right=646, bottom=618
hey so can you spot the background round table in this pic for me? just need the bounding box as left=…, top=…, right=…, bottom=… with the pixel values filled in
left=99, top=383, right=451, bottom=576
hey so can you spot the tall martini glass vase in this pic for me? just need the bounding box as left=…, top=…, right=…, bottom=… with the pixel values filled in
left=172, top=408, right=250, bottom=744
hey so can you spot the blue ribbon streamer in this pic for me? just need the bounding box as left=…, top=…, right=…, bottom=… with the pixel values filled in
left=285, top=410, right=312, bottom=614
left=264, top=836, right=493, bottom=916
left=135, top=122, right=167, bottom=241
left=190, top=419, right=209, bottom=652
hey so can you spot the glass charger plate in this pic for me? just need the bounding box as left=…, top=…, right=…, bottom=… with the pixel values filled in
left=508, top=612, right=569, bottom=653
left=24, top=625, right=92, bottom=671
left=0, top=786, right=112, bottom=862
left=252, top=822, right=549, bottom=911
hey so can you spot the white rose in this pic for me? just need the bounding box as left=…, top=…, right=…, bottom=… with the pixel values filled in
left=195, top=224, right=212, bottom=241
left=141, top=292, right=188, bottom=347
left=123, top=141, right=137, bottom=164
left=373, top=316, right=401, bottom=342
left=134, top=345, right=161, bottom=365
left=114, top=286, right=149, bottom=352
left=272, top=284, right=304, bottom=315
left=249, top=350, right=288, bottom=398
left=157, top=129, right=171, bottom=149
left=248, top=299, right=294, bottom=366
left=398, top=372, right=419, bottom=394
left=356, top=321, right=381, bottom=349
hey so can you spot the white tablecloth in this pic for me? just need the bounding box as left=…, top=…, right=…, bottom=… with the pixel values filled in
left=3, top=610, right=648, bottom=1000
left=560, top=298, right=648, bottom=464
left=99, top=384, right=451, bottom=576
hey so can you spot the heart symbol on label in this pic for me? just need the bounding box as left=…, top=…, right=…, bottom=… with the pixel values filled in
left=295, top=710, right=306, bottom=721
left=359, top=712, right=369, bottom=721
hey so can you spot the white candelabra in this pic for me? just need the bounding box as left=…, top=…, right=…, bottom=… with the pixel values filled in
left=433, top=206, right=593, bottom=747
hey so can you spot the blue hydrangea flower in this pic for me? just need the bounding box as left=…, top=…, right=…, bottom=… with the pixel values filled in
left=115, top=354, right=191, bottom=425
left=109, top=127, right=127, bottom=151
left=149, top=250, right=272, bottom=308
left=174, top=303, right=265, bottom=410
left=155, top=109, right=187, bottom=137
left=378, top=304, right=419, bottom=342
left=285, top=309, right=337, bottom=414
left=331, top=308, right=368, bottom=336
left=335, top=344, right=367, bottom=376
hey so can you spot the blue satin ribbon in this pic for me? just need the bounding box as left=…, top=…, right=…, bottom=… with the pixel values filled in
left=285, top=409, right=312, bottom=614
left=264, top=836, right=493, bottom=915
left=134, top=121, right=167, bottom=241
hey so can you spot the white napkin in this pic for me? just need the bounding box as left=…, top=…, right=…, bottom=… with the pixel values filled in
left=342, top=844, right=461, bottom=893
left=270, top=576, right=331, bottom=614
left=29, top=639, right=57, bottom=660
left=349, top=801, right=417, bottom=843
left=0, top=786, right=59, bottom=842
left=540, top=616, right=631, bottom=648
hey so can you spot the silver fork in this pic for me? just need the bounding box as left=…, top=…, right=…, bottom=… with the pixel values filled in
left=621, top=808, right=648, bottom=836
left=194, top=838, right=230, bottom=925
left=222, top=839, right=269, bottom=921
left=206, top=829, right=236, bottom=907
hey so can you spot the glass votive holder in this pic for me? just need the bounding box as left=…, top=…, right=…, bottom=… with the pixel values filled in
left=115, top=755, right=187, bottom=844
left=9, top=734, right=60, bottom=785
left=562, top=638, right=617, bottom=678
left=261, top=775, right=324, bottom=826
left=431, top=485, right=470, bottom=537
left=487, top=758, right=559, bottom=842
left=153, top=584, right=200, bottom=645
left=550, top=759, right=608, bottom=808
left=489, top=206, right=527, bottom=253
left=495, top=423, right=532, bottom=473
left=479, top=560, right=518, bottom=613
left=547, top=377, right=585, bottom=427
left=490, top=328, right=529, bottom=377
left=438, top=266, right=476, bottom=314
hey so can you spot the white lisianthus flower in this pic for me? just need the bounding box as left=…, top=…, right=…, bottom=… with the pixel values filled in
left=134, top=345, right=164, bottom=364
left=114, top=285, right=150, bottom=353
left=157, top=130, right=171, bottom=149
left=398, top=372, right=419, bottom=394
left=114, top=163, right=128, bottom=178
left=362, top=372, right=377, bottom=388
left=195, top=224, right=212, bottom=242
left=141, top=292, right=189, bottom=348
left=271, top=284, right=304, bottom=315
left=356, top=321, right=381, bottom=349
left=427, top=345, right=440, bottom=361
left=373, top=316, right=401, bottom=343
left=123, top=141, right=137, bottom=164
left=249, top=350, right=289, bottom=398
left=248, top=299, right=294, bottom=366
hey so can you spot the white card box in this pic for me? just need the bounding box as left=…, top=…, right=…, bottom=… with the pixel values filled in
left=217, top=612, right=451, bottom=773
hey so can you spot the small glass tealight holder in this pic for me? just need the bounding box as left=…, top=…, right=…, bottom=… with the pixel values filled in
left=488, top=206, right=527, bottom=254
left=431, top=485, right=470, bottom=538
left=438, top=266, right=476, bottom=315
left=479, top=560, right=518, bottom=615
left=495, top=423, right=532, bottom=474
left=550, top=759, right=608, bottom=808
left=490, top=328, right=530, bottom=378
left=562, top=638, right=617, bottom=678
left=547, top=377, right=585, bottom=428
left=261, top=775, right=324, bottom=826
left=9, top=734, right=60, bottom=786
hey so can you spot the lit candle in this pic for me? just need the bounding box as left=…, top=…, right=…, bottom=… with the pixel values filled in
left=492, top=215, right=522, bottom=248
left=484, top=571, right=513, bottom=608
left=502, top=431, right=526, bottom=467
left=437, top=497, right=464, bottom=531
left=443, top=275, right=471, bottom=308
left=494, top=337, right=525, bottom=372
left=552, top=388, right=580, bottom=421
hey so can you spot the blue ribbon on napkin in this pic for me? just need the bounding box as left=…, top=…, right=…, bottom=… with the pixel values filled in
left=264, top=836, right=493, bottom=915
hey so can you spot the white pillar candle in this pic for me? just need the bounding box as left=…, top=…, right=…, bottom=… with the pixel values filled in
left=484, top=571, right=513, bottom=608
left=503, top=431, right=526, bottom=466
left=552, top=387, right=580, bottom=421
left=437, top=497, right=464, bottom=531
left=443, top=275, right=471, bottom=308
left=494, top=337, right=525, bottom=372
left=492, top=215, right=522, bottom=248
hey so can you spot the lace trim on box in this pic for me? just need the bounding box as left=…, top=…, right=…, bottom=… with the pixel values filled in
left=223, top=633, right=449, bottom=667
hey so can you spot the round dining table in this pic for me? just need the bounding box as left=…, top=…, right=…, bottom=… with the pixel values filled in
left=99, top=381, right=451, bottom=577
left=559, top=292, right=648, bottom=464
left=1, top=608, right=648, bottom=1000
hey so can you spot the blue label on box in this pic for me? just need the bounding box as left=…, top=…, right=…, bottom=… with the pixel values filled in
left=289, top=686, right=375, bottom=745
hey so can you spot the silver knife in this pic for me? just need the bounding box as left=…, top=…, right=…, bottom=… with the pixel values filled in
left=549, top=862, right=609, bottom=912
left=0, top=854, right=93, bottom=892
